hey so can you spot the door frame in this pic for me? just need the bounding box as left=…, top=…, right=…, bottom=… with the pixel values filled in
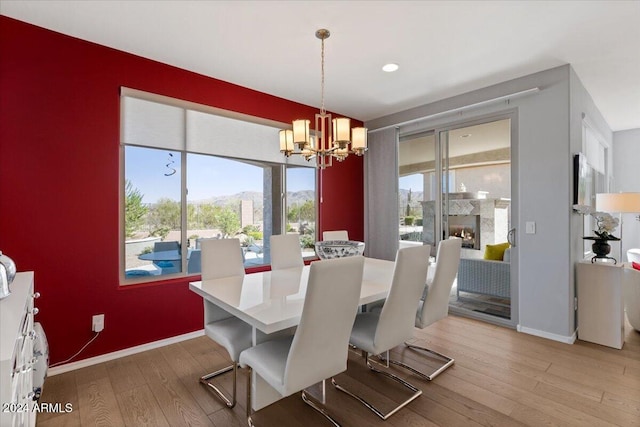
left=400, top=109, right=519, bottom=328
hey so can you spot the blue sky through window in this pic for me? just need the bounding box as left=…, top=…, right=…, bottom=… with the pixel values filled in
left=399, top=174, right=423, bottom=192
left=126, top=146, right=315, bottom=203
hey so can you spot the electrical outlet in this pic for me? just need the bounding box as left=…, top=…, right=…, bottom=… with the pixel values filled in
left=92, top=314, right=105, bottom=332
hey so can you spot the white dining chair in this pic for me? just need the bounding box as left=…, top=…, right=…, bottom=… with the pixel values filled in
left=199, top=238, right=252, bottom=408
left=332, top=245, right=430, bottom=420
left=239, top=256, right=365, bottom=426
left=270, top=234, right=304, bottom=270
left=380, top=237, right=462, bottom=381
left=322, top=230, right=349, bottom=241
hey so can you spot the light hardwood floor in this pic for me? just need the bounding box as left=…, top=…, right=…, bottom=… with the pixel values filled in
left=37, top=315, right=640, bottom=426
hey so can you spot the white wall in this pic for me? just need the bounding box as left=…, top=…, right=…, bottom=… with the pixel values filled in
left=366, top=65, right=590, bottom=342
left=613, top=129, right=640, bottom=257
left=516, top=67, right=572, bottom=341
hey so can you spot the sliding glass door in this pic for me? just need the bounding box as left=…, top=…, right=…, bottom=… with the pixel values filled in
left=399, top=115, right=516, bottom=325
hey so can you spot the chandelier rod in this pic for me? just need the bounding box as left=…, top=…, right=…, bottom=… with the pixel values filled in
left=316, top=29, right=330, bottom=116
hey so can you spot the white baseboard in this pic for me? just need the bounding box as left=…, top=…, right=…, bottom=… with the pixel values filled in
left=48, top=329, right=205, bottom=376
left=517, top=324, right=577, bottom=344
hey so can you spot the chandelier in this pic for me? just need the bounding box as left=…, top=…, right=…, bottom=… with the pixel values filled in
left=279, top=29, right=367, bottom=169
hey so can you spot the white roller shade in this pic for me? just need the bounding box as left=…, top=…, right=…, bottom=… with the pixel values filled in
left=187, top=110, right=294, bottom=164
left=122, top=93, right=311, bottom=167
left=122, top=96, right=185, bottom=150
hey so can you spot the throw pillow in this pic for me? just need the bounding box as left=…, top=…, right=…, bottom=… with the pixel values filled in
left=632, top=261, right=640, bottom=271
left=484, top=242, right=510, bottom=261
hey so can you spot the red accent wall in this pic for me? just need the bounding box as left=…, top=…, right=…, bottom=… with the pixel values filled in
left=0, top=16, right=364, bottom=364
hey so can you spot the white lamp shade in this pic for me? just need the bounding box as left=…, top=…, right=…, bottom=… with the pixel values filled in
left=292, top=119, right=310, bottom=145
left=332, top=117, right=351, bottom=144
left=279, top=129, right=293, bottom=152
left=351, top=127, right=367, bottom=150
left=596, top=192, right=640, bottom=213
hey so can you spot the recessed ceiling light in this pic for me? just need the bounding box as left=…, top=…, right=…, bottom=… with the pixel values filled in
left=382, top=63, right=399, bottom=72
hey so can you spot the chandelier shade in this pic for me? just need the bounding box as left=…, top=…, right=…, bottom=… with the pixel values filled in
left=279, top=29, right=367, bottom=168
left=292, top=119, right=310, bottom=146
left=332, top=118, right=351, bottom=145
left=279, top=129, right=294, bottom=153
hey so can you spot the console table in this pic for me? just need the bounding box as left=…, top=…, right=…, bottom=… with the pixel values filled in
left=1, top=272, right=40, bottom=427
left=576, top=261, right=624, bottom=349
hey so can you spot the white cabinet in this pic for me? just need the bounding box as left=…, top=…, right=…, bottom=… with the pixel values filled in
left=1, top=272, right=38, bottom=427
left=576, top=262, right=624, bottom=349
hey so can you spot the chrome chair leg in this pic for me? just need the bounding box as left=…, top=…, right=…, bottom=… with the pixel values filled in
left=246, top=367, right=255, bottom=426
left=332, top=353, right=422, bottom=420
left=347, top=344, right=368, bottom=360
left=245, top=370, right=340, bottom=427
left=301, top=390, right=341, bottom=427
left=378, top=342, right=454, bottom=381
left=200, top=362, right=237, bottom=408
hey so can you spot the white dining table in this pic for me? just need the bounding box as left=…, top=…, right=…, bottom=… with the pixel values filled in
left=189, top=256, right=396, bottom=410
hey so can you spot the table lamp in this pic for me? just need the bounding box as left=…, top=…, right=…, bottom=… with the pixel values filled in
left=596, top=192, right=640, bottom=261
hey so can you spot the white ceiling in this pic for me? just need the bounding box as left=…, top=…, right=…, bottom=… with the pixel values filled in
left=2, top=0, right=639, bottom=131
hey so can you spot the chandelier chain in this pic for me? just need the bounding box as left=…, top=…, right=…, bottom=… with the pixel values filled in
left=320, top=35, right=326, bottom=115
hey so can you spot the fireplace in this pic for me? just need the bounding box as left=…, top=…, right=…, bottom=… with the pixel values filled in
left=448, top=215, right=480, bottom=249
left=422, top=198, right=509, bottom=251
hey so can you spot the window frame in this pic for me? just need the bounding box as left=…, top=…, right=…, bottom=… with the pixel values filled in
left=119, top=89, right=317, bottom=285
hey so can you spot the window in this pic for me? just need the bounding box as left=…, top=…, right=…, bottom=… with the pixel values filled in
left=285, top=166, right=317, bottom=259
left=121, top=89, right=316, bottom=283
left=399, top=173, right=424, bottom=242
left=186, top=154, right=267, bottom=270
left=124, top=147, right=183, bottom=277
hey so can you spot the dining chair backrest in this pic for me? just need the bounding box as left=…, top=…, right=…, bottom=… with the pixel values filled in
left=375, top=245, right=430, bottom=351
left=196, top=236, right=219, bottom=250
left=154, top=240, right=180, bottom=252
left=322, top=230, right=349, bottom=241
left=270, top=234, right=304, bottom=270
left=200, top=238, right=245, bottom=280
left=283, top=256, right=364, bottom=395
left=417, top=238, right=462, bottom=328
left=201, top=238, right=245, bottom=324
left=187, top=249, right=202, bottom=274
